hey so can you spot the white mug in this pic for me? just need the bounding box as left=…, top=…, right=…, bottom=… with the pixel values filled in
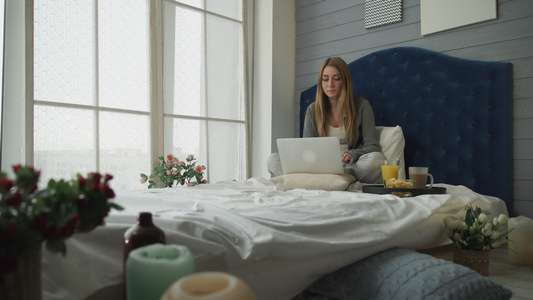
left=408, top=167, right=434, bottom=189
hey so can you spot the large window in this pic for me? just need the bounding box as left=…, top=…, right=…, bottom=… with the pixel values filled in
left=32, top=0, right=247, bottom=190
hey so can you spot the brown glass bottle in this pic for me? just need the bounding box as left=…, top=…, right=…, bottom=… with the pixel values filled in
left=124, top=212, right=166, bottom=263
left=123, top=212, right=166, bottom=299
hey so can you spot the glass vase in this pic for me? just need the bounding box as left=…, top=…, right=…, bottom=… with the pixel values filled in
left=0, top=248, right=42, bottom=300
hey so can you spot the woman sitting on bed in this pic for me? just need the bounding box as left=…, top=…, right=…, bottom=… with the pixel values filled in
left=267, top=57, right=385, bottom=183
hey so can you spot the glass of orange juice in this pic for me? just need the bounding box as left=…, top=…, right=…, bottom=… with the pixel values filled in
left=381, top=160, right=400, bottom=183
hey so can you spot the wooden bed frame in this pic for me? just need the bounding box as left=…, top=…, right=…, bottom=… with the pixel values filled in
left=300, top=47, right=514, bottom=212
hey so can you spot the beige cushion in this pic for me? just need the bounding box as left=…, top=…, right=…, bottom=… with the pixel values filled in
left=270, top=173, right=356, bottom=191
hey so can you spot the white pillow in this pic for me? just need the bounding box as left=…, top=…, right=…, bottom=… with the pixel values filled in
left=376, top=126, right=406, bottom=179
left=270, top=173, right=356, bottom=191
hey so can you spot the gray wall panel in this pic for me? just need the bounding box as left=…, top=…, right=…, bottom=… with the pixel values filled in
left=448, top=39, right=533, bottom=63
left=514, top=99, right=533, bottom=119
left=515, top=181, right=533, bottom=203
left=512, top=57, right=533, bottom=78
left=515, top=160, right=533, bottom=180
left=514, top=119, right=533, bottom=139
left=514, top=140, right=533, bottom=160
left=514, top=78, right=533, bottom=100
left=513, top=200, right=533, bottom=219
left=296, top=1, right=359, bottom=23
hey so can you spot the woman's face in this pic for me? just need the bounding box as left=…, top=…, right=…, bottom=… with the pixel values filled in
left=321, top=66, right=342, bottom=100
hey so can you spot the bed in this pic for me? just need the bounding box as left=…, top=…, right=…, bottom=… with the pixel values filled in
left=41, top=47, right=514, bottom=300
left=300, top=47, right=513, bottom=211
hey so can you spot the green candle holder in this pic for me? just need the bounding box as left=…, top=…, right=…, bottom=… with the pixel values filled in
left=126, top=244, right=195, bottom=300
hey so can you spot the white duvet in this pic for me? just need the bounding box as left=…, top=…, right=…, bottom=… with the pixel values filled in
left=41, top=177, right=507, bottom=300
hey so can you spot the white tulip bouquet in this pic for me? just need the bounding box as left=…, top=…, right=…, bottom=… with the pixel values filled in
left=443, top=205, right=511, bottom=251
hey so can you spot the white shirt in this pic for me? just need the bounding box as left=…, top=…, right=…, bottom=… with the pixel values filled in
left=327, top=125, right=348, bottom=152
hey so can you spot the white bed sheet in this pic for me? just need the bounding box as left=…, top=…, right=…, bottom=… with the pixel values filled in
left=41, top=177, right=507, bottom=300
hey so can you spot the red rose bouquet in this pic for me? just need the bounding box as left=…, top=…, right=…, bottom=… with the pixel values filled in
left=0, top=165, right=123, bottom=284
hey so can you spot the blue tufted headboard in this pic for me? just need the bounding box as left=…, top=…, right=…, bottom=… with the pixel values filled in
left=299, top=47, right=513, bottom=211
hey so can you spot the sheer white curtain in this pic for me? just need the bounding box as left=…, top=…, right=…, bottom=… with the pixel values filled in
left=32, top=0, right=248, bottom=190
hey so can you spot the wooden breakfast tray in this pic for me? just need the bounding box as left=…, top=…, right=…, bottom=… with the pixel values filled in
left=362, top=185, right=447, bottom=196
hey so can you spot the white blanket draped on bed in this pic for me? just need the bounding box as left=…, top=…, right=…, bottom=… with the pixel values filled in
left=41, top=177, right=507, bottom=300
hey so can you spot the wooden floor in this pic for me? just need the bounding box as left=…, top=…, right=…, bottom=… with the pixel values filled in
left=419, top=244, right=533, bottom=300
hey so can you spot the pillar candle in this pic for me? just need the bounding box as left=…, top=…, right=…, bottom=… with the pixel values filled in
left=160, top=272, right=257, bottom=300
left=508, top=216, right=533, bottom=266
left=126, top=244, right=195, bottom=300
left=525, top=242, right=533, bottom=269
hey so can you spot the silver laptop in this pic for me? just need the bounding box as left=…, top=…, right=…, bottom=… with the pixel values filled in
left=277, top=137, right=344, bottom=175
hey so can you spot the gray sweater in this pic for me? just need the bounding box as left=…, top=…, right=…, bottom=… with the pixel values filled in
left=302, top=96, right=381, bottom=161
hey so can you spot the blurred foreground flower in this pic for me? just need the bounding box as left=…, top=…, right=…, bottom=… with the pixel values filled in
left=0, top=165, right=123, bottom=284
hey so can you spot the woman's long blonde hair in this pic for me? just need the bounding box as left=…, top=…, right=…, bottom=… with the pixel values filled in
left=314, top=57, right=356, bottom=143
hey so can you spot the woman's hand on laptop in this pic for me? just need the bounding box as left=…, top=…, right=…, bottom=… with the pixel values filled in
left=341, top=152, right=355, bottom=164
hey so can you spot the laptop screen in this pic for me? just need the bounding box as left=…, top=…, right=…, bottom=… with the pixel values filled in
left=277, top=137, right=344, bottom=175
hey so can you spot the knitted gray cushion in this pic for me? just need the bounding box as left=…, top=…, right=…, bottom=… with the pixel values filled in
left=300, top=248, right=512, bottom=300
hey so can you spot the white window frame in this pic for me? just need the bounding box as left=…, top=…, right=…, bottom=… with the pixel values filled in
left=22, top=0, right=251, bottom=186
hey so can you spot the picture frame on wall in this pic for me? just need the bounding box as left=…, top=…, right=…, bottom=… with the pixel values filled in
left=421, top=0, right=497, bottom=35
left=364, top=0, right=403, bottom=30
